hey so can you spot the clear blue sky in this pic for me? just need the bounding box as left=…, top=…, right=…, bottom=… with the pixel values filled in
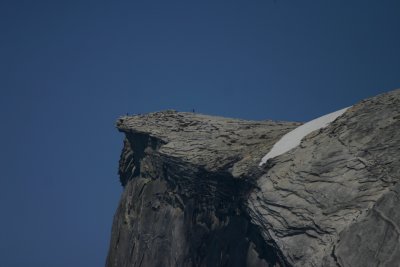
left=1, top=1, right=399, bottom=266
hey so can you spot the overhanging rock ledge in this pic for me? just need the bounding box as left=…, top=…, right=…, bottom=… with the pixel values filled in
left=106, top=89, right=400, bottom=267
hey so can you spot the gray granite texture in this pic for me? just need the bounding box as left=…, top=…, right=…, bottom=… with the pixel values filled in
left=106, top=89, right=400, bottom=267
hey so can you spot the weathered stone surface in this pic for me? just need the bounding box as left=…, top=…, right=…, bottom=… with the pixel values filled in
left=248, top=89, right=400, bottom=267
left=116, top=111, right=300, bottom=180
left=106, top=89, right=400, bottom=267
left=106, top=112, right=299, bottom=267
left=335, top=182, right=400, bottom=267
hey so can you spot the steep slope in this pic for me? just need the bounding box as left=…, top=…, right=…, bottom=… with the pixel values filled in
left=106, top=89, right=400, bottom=267
left=259, top=107, right=349, bottom=165
left=248, top=89, right=400, bottom=266
left=106, top=111, right=300, bottom=267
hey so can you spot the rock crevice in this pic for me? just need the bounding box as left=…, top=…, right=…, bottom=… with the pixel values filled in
left=107, top=89, right=400, bottom=267
left=107, top=111, right=298, bottom=267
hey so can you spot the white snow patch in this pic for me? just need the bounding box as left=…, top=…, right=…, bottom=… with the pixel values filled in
left=259, top=107, right=350, bottom=166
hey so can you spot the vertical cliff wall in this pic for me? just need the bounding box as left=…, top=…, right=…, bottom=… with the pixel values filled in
left=106, top=111, right=299, bottom=267
left=106, top=89, right=400, bottom=267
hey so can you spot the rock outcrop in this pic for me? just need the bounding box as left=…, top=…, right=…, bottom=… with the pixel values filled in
left=106, top=89, right=400, bottom=267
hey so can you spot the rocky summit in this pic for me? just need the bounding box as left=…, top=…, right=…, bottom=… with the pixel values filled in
left=106, top=89, right=400, bottom=267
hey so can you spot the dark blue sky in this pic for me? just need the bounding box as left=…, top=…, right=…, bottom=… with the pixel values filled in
left=1, top=1, right=399, bottom=266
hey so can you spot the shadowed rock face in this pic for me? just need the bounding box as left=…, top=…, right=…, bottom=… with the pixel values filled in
left=106, top=113, right=299, bottom=267
left=106, top=89, right=400, bottom=267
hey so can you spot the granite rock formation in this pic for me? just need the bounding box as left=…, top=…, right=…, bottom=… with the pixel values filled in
left=106, top=89, right=400, bottom=267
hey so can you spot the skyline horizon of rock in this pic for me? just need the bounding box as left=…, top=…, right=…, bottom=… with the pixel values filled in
left=107, top=89, right=400, bottom=267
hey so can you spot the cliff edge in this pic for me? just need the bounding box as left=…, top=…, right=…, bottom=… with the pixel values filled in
left=106, top=89, right=400, bottom=267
